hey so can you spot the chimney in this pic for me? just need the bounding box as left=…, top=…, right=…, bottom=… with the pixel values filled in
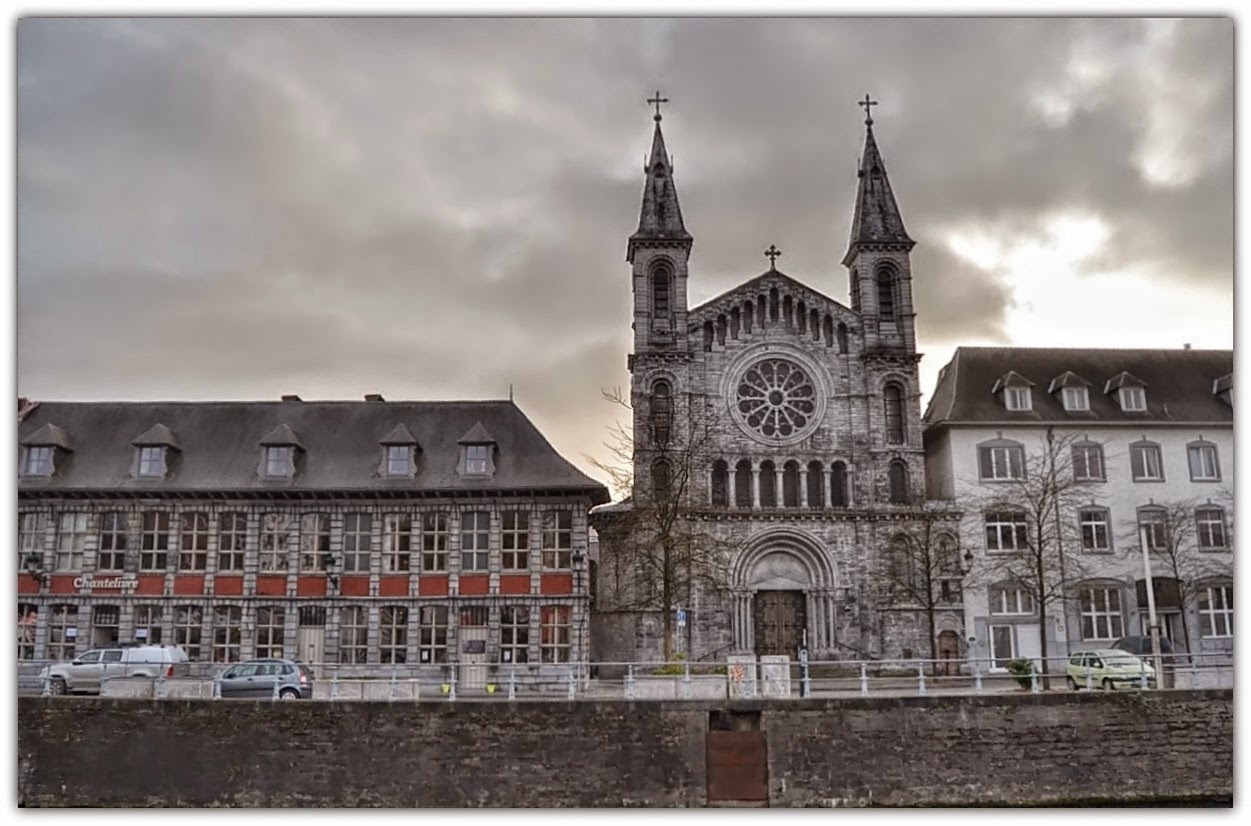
left=365, top=393, right=385, bottom=402
left=281, top=394, right=302, bottom=402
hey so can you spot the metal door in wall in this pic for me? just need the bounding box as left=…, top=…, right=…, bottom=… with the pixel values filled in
left=752, top=590, right=806, bottom=657
left=706, top=731, right=768, bottom=805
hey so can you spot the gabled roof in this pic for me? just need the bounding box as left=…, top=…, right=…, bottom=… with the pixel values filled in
left=688, top=270, right=852, bottom=320
left=628, top=117, right=690, bottom=261
left=1103, top=371, right=1147, bottom=393
left=842, top=119, right=914, bottom=266
left=1047, top=371, right=1092, bottom=393
left=259, top=423, right=304, bottom=448
left=20, top=423, right=72, bottom=450
left=923, top=347, right=1233, bottom=429
left=991, top=370, right=1035, bottom=393
left=16, top=400, right=608, bottom=502
left=132, top=423, right=181, bottom=449
left=379, top=423, right=417, bottom=445
left=458, top=422, right=495, bottom=444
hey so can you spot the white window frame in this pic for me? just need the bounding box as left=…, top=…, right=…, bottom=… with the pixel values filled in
left=137, top=446, right=166, bottom=478
left=1078, top=508, right=1112, bottom=552
left=1129, top=442, right=1164, bottom=482
left=1004, top=386, right=1032, bottom=411
left=22, top=446, right=55, bottom=477
left=254, top=606, right=285, bottom=659
left=540, top=605, right=572, bottom=664
left=988, top=624, right=1019, bottom=671
left=1198, top=585, right=1233, bottom=638
left=989, top=585, right=1035, bottom=616
left=339, top=605, right=369, bottom=664
left=1071, top=443, right=1105, bottom=481
left=382, top=513, right=412, bottom=573
left=465, top=444, right=490, bottom=475
left=1061, top=386, right=1089, bottom=411
left=1137, top=508, right=1168, bottom=552
left=978, top=444, right=1025, bottom=481
left=259, top=513, right=290, bottom=573
left=1078, top=587, right=1124, bottom=640
left=460, top=510, right=490, bottom=571
left=1195, top=507, right=1228, bottom=550
left=385, top=445, right=412, bottom=477
left=19, top=512, right=46, bottom=568
left=1187, top=443, right=1220, bottom=482
left=1119, top=386, right=1147, bottom=412
left=56, top=512, right=90, bottom=572
left=984, top=511, right=1028, bottom=552
left=342, top=512, right=373, bottom=573
left=379, top=605, right=408, bottom=664
left=264, top=445, right=293, bottom=478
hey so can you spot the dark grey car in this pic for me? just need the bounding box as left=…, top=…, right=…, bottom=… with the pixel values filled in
left=215, top=659, right=314, bottom=699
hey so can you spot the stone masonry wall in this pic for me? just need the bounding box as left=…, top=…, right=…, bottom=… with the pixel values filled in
left=17, top=690, right=1232, bottom=807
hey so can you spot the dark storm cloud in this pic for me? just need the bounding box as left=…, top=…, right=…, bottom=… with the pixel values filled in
left=16, top=17, right=1233, bottom=477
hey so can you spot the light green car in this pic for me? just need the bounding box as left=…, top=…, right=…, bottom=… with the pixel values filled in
left=1066, top=649, right=1156, bottom=690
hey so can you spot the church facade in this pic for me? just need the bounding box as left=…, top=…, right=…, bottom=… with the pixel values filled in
left=591, top=102, right=963, bottom=666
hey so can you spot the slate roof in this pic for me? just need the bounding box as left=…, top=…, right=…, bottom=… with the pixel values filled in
left=628, top=118, right=691, bottom=261
left=842, top=121, right=914, bottom=265
left=923, top=347, right=1233, bottom=429
left=17, top=399, right=609, bottom=502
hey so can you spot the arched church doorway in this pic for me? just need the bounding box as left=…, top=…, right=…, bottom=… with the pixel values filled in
left=753, top=590, right=807, bottom=656
left=730, top=529, right=838, bottom=657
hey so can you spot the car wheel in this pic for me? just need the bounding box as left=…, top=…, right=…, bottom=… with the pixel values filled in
left=1102, top=678, right=1114, bottom=691
left=279, top=688, right=300, bottom=700
left=1066, top=676, right=1078, bottom=691
left=49, top=678, right=67, bottom=696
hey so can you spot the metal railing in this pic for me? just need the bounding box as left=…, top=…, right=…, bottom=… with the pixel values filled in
left=18, top=650, right=1233, bottom=702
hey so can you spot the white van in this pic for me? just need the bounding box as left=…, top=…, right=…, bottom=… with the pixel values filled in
left=40, top=645, right=191, bottom=695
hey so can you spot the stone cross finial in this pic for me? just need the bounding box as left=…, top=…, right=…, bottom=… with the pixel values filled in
left=859, top=94, right=879, bottom=125
left=764, top=245, right=781, bottom=269
left=648, top=90, right=670, bottom=122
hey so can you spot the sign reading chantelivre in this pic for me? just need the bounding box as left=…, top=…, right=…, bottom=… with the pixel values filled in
left=72, top=576, right=139, bottom=591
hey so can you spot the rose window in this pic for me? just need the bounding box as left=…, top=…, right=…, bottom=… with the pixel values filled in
left=735, top=358, right=817, bottom=439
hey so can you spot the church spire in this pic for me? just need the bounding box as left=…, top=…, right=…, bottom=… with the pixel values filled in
left=628, top=91, right=691, bottom=262
left=841, top=95, right=913, bottom=266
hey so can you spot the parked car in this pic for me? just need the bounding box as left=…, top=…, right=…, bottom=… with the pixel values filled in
left=215, top=658, right=314, bottom=699
left=1066, top=649, right=1156, bottom=691
left=40, top=645, right=191, bottom=695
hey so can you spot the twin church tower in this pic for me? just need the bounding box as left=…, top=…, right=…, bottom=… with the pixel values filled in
left=591, top=94, right=954, bottom=665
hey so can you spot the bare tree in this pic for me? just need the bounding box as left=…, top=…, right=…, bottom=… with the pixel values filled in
left=1123, top=494, right=1234, bottom=653
left=969, top=430, right=1098, bottom=689
left=874, top=501, right=967, bottom=673
left=588, top=387, right=730, bottom=662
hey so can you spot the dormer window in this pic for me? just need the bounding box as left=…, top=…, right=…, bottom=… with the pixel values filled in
left=137, top=446, right=167, bottom=478
left=258, top=423, right=303, bottom=481
left=264, top=446, right=293, bottom=478
left=992, top=370, right=1035, bottom=412
left=21, top=446, right=54, bottom=477
left=1062, top=387, right=1089, bottom=411
left=1004, top=387, right=1032, bottom=411
left=466, top=445, right=490, bottom=474
left=1119, top=386, right=1146, bottom=412
left=457, top=421, right=497, bottom=478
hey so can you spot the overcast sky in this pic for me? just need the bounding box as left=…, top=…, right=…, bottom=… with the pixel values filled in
left=15, top=17, right=1234, bottom=486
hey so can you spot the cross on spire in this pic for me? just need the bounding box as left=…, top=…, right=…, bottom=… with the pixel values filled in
left=859, top=93, right=879, bottom=125
left=647, top=90, right=669, bottom=122
left=764, top=244, right=781, bottom=270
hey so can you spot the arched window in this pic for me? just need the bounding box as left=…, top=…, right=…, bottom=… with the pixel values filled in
left=711, top=460, right=729, bottom=507
left=759, top=460, right=777, bottom=508
left=884, top=383, right=905, bottom=444
left=783, top=295, right=793, bottom=327
left=716, top=314, right=727, bottom=346
left=888, top=460, right=910, bottom=504
left=782, top=461, right=801, bottom=507
left=734, top=460, right=753, bottom=509
left=797, top=300, right=807, bottom=334
left=652, top=266, right=671, bottom=324
left=877, top=266, right=896, bottom=323
left=769, top=288, right=780, bottom=322
left=823, top=315, right=834, bottom=347
left=830, top=461, right=848, bottom=507
left=810, top=309, right=820, bottom=340
left=651, top=381, right=672, bottom=448
left=836, top=323, right=849, bottom=354
left=652, top=459, right=671, bottom=503
left=743, top=301, right=754, bottom=333
left=730, top=307, right=741, bottom=339
left=850, top=269, right=861, bottom=312
left=702, top=321, right=714, bottom=352
left=890, top=535, right=918, bottom=590
left=807, top=461, right=824, bottom=507
left=759, top=294, right=769, bottom=325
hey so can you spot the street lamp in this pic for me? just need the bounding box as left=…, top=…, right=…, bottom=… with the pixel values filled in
left=24, top=553, right=48, bottom=586
left=1138, top=524, right=1164, bottom=687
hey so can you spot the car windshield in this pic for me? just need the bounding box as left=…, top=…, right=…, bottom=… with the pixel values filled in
left=1105, top=653, right=1144, bottom=666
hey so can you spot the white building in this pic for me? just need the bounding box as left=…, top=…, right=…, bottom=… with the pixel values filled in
left=922, top=347, right=1233, bottom=671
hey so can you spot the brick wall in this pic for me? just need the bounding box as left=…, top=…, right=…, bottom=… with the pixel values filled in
left=17, top=690, right=1231, bottom=807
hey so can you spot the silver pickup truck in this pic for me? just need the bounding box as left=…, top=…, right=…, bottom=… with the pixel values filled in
left=40, top=645, right=191, bottom=694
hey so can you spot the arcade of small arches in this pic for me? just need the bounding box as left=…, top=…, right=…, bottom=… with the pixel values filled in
left=701, top=287, right=851, bottom=353
left=702, top=457, right=914, bottom=509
